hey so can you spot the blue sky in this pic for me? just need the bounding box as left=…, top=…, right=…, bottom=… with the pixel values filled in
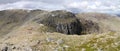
left=0, top=0, right=120, bottom=13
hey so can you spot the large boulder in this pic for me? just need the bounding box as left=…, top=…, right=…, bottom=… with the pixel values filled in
left=36, top=10, right=82, bottom=35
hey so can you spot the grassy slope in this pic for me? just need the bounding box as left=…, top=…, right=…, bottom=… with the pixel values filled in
left=0, top=9, right=46, bottom=37
left=0, top=9, right=29, bottom=37
left=0, top=11, right=120, bottom=51
left=0, top=21, right=120, bottom=51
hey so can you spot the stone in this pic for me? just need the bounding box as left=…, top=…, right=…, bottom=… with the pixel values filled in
left=1, top=46, right=8, bottom=51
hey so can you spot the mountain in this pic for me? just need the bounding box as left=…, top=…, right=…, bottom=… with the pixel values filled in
left=0, top=9, right=46, bottom=37
left=0, top=9, right=120, bottom=51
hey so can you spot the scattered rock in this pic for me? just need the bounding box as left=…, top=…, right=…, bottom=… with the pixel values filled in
left=1, top=46, right=8, bottom=51
left=46, top=38, right=54, bottom=42
left=56, top=39, right=64, bottom=45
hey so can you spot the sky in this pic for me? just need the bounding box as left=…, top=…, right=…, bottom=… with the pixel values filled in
left=0, top=0, right=120, bottom=14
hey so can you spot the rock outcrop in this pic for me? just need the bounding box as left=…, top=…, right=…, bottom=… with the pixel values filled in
left=79, top=18, right=100, bottom=34
left=36, top=10, right=82, bottom=35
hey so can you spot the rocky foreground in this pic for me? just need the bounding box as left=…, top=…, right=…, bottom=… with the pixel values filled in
left=0, top=9, right=120, bottom=51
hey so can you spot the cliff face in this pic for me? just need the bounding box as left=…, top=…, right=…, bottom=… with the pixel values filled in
left=35, top=10, right=82, bottom=35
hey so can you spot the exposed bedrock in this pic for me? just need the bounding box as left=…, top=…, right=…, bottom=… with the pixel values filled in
left=36, top=10, right=82, bottom=35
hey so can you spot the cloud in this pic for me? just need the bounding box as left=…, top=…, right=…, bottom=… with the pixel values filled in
left=0, top=1, right=65, bottom=10
left=0, top=0, right=120, bottom=13
left=0, top=0, right=19, bottom=4
left=65, top=0, right=120, bottom=13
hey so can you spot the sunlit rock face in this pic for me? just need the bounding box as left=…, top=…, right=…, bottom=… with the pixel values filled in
left=36, top=10, right=82, bottom=35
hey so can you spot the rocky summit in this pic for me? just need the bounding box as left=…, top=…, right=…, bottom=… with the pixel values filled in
left=35, top=10, right=82, bottom=35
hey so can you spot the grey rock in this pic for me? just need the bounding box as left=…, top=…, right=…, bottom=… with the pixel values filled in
left=36, top=10, right=82, bottom=35
left=1, top=46, right=8, bottom=51
left=1, top=46, right=12, bottom=51
left=56, top=39, right=64, bottom=45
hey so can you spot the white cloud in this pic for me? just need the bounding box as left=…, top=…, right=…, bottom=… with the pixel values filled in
left=0, top=1, right=65, bottom=10
left=0, top=0, right=120, bottom=13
